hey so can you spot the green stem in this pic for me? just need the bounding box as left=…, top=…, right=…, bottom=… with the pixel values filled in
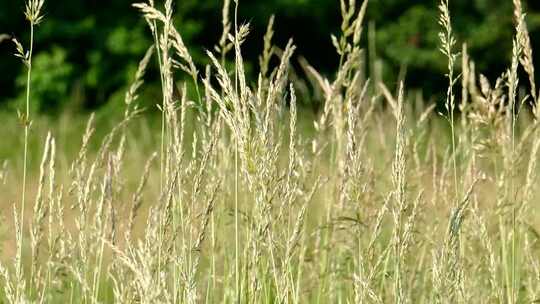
left=233, top=1, right=240, bottom=302
left=450, top=108, right=458, bottom=200
left=19, top=21, right=34, bottom=300
left=511, top=90, right=517, bottom=304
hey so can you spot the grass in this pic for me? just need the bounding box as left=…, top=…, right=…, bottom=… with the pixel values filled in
left=1, top=0, right=540, bottom=302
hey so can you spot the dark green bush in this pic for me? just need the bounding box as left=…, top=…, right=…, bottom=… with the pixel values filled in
left=1, top=0, right=539, bottom=112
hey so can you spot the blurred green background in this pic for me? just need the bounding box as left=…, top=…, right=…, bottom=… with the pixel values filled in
left=1, top=0, right=539, bottom=114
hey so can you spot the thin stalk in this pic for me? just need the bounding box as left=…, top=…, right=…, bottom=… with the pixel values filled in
left=450, top=106, right=458, bottom=200
left=210, top=211, right=216, bottom=302
left=508, top=35, right=520, bottom=303
left=92, top=232, right=106, bottom=301
left=511, top=68, right=517, bottom=304
left=17, top=22, right=34, bottom=300
left=145, top=27, right=167, bottom=293
left=148, top=17, right=165, bottom=190
left=233, top=1, right=240, bottom=301
left=511, top=179, right=516, bottom=302
left=234, top=81, right=240, bottom=304
left=153, top=6, right=171, bottom=294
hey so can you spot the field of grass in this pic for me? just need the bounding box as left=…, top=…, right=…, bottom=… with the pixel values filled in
left=1, top=0, right=540, bottom=303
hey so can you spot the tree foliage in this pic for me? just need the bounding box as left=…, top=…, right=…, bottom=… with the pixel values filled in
left=0, top=0, right=539, bottom=112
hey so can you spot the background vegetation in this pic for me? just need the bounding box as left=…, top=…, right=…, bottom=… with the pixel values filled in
left=1, top=0, right=540, bottom=112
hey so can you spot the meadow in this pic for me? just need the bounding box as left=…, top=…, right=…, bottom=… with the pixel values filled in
left=1, top=0, right=540, bottom=303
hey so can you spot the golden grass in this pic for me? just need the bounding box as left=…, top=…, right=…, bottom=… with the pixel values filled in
left=1, top=0, right=540, bottom=303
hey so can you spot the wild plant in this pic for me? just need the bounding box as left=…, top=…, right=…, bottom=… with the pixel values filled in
left=2, top=0, right=540, bottom=303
